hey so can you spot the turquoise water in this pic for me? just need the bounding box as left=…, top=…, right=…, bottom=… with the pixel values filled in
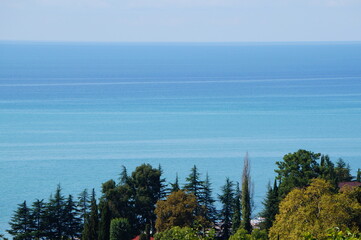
left=1, top=42, right=361, bottom=235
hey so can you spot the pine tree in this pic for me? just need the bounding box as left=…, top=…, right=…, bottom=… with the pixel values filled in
left=77, top=189, right=90, bottom=226
left=82, top=189, right=99, bottom=240
left=201, top=173, right=217, bottom=225
left=30, top=199, right=45, bottom=239
left=184, top=165, right=205, bottom=218
left=241, top=153, right=252, bottom=233
left=64, top=195, right=82, bottom=240
left=261, top=179, right=279, bottom=231
left=218, top=178, right=234, bottom=240
left=232, top=182, right=241, bottom=233
left=7, top=201, right=32, bottom=240
left=170, top=173, right=180, bottom=193
left=45, top=185, right=66, bottom=240
left=357, top=168, right=361, bottom=182
left=119, top=165, right=128, bottom=185
left=158, top=164, right=168, bottom=200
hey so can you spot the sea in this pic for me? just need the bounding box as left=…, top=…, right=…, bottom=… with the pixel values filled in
left=1, top=42, right=361, bottom=236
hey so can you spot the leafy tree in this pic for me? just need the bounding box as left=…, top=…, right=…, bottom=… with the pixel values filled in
left=241, top=153, right=252, bottom=233
left=82, top=189, right=99, bottom=240
left=229, top=228, right=268, bottom=240
left=275, top=149, right=321, bottom=198
left=155, top=190, right=198, bottom=232
left=261, top=179, right=279, bottom=231
left=131, top=164, right=162, bottom=236
left=269, top=179, right=361, bottom=240
left=232, top=182, right=241, bottom=233
left=7, top=201, right=32, bottom=240
left=110, top=218, right=131, bottom=240
left=30, top=199, right=45, bottom=239
left=154, top=226, right=215, bottom=240
left=218, top=178, right=235, bottom=239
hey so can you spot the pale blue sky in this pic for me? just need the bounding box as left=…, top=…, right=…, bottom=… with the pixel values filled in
left=1, top=0, right=361, bottom=42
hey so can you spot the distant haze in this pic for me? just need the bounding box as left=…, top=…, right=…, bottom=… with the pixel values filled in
left=1, top=0, right=361, bottom=42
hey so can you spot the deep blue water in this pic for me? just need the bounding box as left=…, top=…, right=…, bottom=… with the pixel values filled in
left=1, top=42, right=361, bottom=235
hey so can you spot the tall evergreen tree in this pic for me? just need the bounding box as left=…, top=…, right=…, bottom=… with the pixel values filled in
left=184, top=165, right=204, bottom=201
left=170, top=173, right=180, bottom=193
left=64, top=195, right=82, bottom=240
left=119, top=165, right=128, bottom=185
left=241, top=153, right=252, bottom=233
left=261, top=179, right=279, bottom=231
left=334, top=158, right=353, bottom=182
left=82, top=189, right=99, bottom=240
left=232, top=181, right=241, bottom=233
left=357, top=168, right=361, bottom=182
left=218, top=178, right=235, bottom=240
left=158, top=164, right=168, bottom=200
left=98, top=202, right=111, bottom=240
left=45, top=185, right=66, bottom=240
left=319, top=155, right=336, bottom=186
left=30, top=199, right=45, bottom=240
left=201, top=173, right=217, bottom=225
left=77, top=189, right=90, bottom=226
left=7, top=201, right=32, bottom=240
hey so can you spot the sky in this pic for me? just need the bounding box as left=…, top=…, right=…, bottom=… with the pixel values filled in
left=0, top=0, right=361, bottom=42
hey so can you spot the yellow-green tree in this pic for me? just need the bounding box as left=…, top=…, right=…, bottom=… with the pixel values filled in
left=155, top=190, right=198, bottom=232
left=269, top=179, right=361, bottom=240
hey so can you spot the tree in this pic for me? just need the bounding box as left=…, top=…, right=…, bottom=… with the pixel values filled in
left=201, top=173, right=217, bottom=225
left=110, top=218, right=131, bottom=240
left=184, top=165, right=204, bottom=203
left=269, top=179, right=361, bottom=240
left=64, top=195, right=82, bottom=240
left=335, top=158, right=353, bottom=183
left=232, top=182, right=241, bottom=233
left=7, top=201, right=32, bottom=240
left=241, top=153, right=252, bottom=233
left=82, top=189, right=99, bottom=240
left=357, top=169, right=361, bottom=182
left=154, top=226, right=215, bottom=240
left=119, top=165, right=128, bottom=185
left=170, top=174, right=180, bottom=193
left=275, top=149, right=321, bottom=198
left=261, top=179, right=279, bottom=231
left=218, top=178, right=234, bottom=239
left=98, top=202, right=111, bottom=240
left=155, top=190, right=198, bottom=232
left=45, top=185, right=66, bottom=240
left=30, top=199, right=45, bottom=239
left=77, top=189, right=90, bottom=226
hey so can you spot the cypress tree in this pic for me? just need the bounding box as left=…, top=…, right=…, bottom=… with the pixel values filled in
left=232, top=181, right=241, bottom=233
left=82, top=189, right=99, bottom=240
left=241, top=153, right=252, bottom=233
left=218, top=178, right=234, bottom=239
left=7, top=201, right=32, bottom=240
left=261, top=179, right=279, bottom=230
left=98, top=202, right=111, bottom=240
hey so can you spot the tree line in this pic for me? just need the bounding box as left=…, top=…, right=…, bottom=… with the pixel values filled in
left=5, top=149, right=361, bottom=240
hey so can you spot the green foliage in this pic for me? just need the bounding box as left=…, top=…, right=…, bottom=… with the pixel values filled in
left=7, top=201, right=32, bottom=240
left=218, top=178, right=235, bottom=239
left=201, top=173, right=217, bottom=225
left=276, top=149, right=321, bottom=198
left=170, top=174, right=180, bottom=193
left=241, top=153, right=252, bottom=233
left=82, top=189, right=99, bottom=240
left=154, top=226, right=215, bottom=240
left=335, top=159, right=353, bottom=183
left=229, top=228, right=268, bottom=240
left=155, top=190, right=198, bottom=232
left=232, top=182, right=241, bottom=233
left=261, top=179, right=279, bottom=230
left=109, top=218, right=131, bottom=240
left=269, top=179, right=361, bottom=240
left=304, top=228, right=361, bottom=240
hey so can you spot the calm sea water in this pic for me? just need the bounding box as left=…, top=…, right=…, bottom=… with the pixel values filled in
left=1, top=42, right=361, bottom=235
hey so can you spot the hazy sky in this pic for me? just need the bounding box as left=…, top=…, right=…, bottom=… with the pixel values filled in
left=1, top=0, right=361, bottom=42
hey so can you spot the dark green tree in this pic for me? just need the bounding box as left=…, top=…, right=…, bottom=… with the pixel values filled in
left=77, top=189, right=90, bottom=226
left=261, top=179, right=279, bottom=231
left=98, top=202, right=111, bottom=240
left=82, top=189, right=99, bottom=240
left=7, top=201, right=32, bottom=240
left=201, top=173, right=217, bottom=225
left=45, top=185, right=66, bottom=240
left=158, top=164, right=168, bottom=200
left=357, top=168, right=361, bottom=182
left=232, top=182, right=241, bottom=233
left=218, top=178, right=234, bottom=239
left=184, top=165, right=204, bottom=201
left=64, top=195, right=82, bottom=240
left=335, top=158, right=353, bottom=182
left=241, top=153, right=252, bottom=233
left=119, top=165, right=128, bottom=185
left=109, top=218, right=131, bottom=240
left=276, top=149, right=321, bottom=198
left=170, top=173, right=180, bottom=193
left=319, top=155, right=337, bottom=187
left=30, top=199, right=45, bottom=239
